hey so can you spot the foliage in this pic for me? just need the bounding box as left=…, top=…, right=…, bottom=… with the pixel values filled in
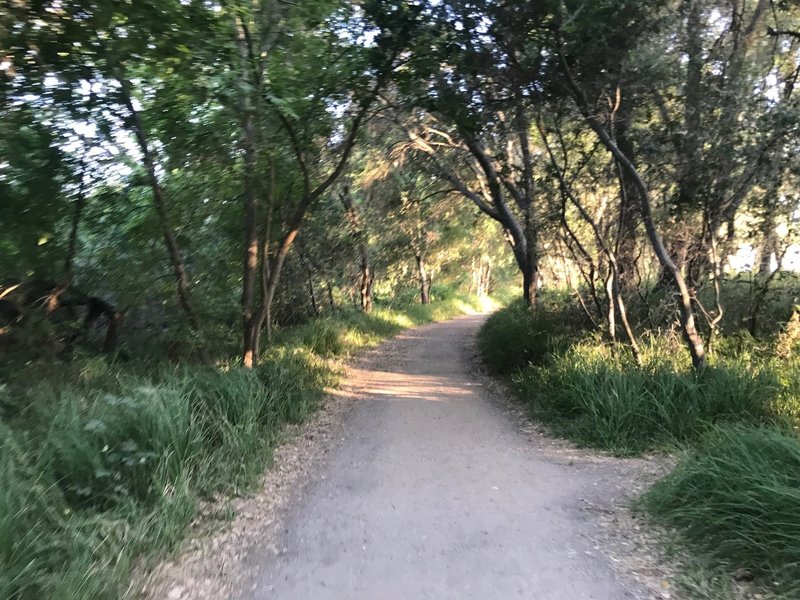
left=477, top=295, right=581, bottom=374
left=3, top=0, right=800, bottom=597
left=515, top=339, right=776, bottom=454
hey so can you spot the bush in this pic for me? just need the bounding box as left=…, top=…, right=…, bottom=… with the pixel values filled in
left=641, top=426, right=800, bottom=596
left=477, top=297, right=577, bottom=374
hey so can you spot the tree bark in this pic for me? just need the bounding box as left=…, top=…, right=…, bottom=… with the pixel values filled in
left=612, top=103, right=640, bottom=290
left=521, top=259, right=539, bottom=309
left=338, top=186, right=373, bottom=312
left=46, top=160, right=88, bottom=314
left=64, top=159, right=87, bottom=287
left=119, top=80, right=201, bottom=332
left=416, top=252, right=431, bottom=305
left=233, top=12, right=264, bottom=368
left=559, top=47, right=704, bottom=368
left=539, top=118, right=640, bottom=359
left=298, top=240, right=320, bottom=316
left=232, top=1, right=289, bottom=366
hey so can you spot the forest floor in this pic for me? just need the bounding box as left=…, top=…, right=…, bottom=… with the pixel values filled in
left=140, top=315, right=678, bottom=600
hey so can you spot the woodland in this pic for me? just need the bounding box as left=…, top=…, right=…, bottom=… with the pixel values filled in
left=1, top=0, right=800, bottom=598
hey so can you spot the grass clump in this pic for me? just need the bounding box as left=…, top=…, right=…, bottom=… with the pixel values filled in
left=479, top=301, right=793, bottom=454
left=0, top=354, right=326, bottom=600
left=641, top=425, right=800, bottom=597
left=477, top=295, right=577, bottom=374
left=516, top=340, right=775, bottom=454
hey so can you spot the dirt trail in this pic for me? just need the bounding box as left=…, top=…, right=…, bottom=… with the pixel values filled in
left=233, top=315, right=670, bottom=599
left=143, top=314, right=673, bottom=600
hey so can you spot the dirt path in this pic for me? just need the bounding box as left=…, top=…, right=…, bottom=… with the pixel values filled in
left=243, top=315, right=673, bottom=599
left=143, top=314, right=673, bottom=600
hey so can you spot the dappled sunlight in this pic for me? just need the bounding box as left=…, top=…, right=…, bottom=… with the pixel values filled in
left=370, top=309, right=416, bottom=330
left=338, top=366, right=475, bottom=402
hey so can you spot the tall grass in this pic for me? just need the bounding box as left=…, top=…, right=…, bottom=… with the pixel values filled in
left=0, top=294, right=487, bottom=599
left=0, top=353, right=327, bottom=599
left=479, top=299, right=794, bottom=454
left=477, top=295, right=580, bottom=374
left=516, top=340, right=776, bottom=454
left=641, top=426, right=800, bottom=597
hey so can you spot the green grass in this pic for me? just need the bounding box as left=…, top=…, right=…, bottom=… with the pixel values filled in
left=0, top=352, right=328, bottom=600
left=0, top=293, right=489, bottom=599
left=477, top=294, right=582, bottom=374
left=479, top=299, right=796, bottom=455
left=279, top=295, right=496, bottom=357
left=641, top=426, right=800, bottom=598
left=515, top=340, right=777, bottom=454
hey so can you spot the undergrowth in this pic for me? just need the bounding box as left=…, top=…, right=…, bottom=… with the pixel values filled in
left=479, top=298, right=797, bottom=455
left=0, top=294, right=490, bottom=599
left=641, top=426, right=800, bottom=598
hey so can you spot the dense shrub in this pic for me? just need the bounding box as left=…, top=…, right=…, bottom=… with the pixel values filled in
left=477, top=295, right=580, bottom=374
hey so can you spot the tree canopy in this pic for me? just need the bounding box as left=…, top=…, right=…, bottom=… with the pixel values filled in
left=1, top=0, right=798, bottom=368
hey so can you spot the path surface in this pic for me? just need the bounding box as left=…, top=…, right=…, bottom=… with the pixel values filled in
left=242, top=315, right=654, bottom=600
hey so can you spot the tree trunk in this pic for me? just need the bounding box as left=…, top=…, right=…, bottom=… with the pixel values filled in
left=64, top=160, right=86, bottom=287
left=360, top=261, right=373, bottom=312
left=605, top=269, right=616, bottom=340
left=560, top=54, right=705, bottom=368
left=593, top=134, right=704, bottom=367
left=240, top=112, right=260, bottom=368
left=233, top=12, right=263, bottom=368
left=338, top=186, right=372, bottom=312
left=521, top=258, right=539, bottom=310
left=475, top=257, right=491, bottom=298
left=47, top=161, right=88, bottom=314
left=119, top=80, right=200, bottom=332
left=251, top=159, right=276, bottom=365
left=613, top=108, right=640, bottom=290
left=308, top=277, right=320, bottom=315
left=326, top=280, right=335, bottom=310
left=298, top=241, right=320, bottom=316
left=249, top=58, right=389, bottom=362
left=518, top=201, right=540, bottom=311
left=758, top=210, right=778, bottom=277
left=256, top=227, right=300, bottom=351
left=416, top=253, right=431, bottom=305
left=538, top=116, right=643, bottom=356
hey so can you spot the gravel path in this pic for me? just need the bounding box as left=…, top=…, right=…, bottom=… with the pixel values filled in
left=236, top=315, right=668, bottom=600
